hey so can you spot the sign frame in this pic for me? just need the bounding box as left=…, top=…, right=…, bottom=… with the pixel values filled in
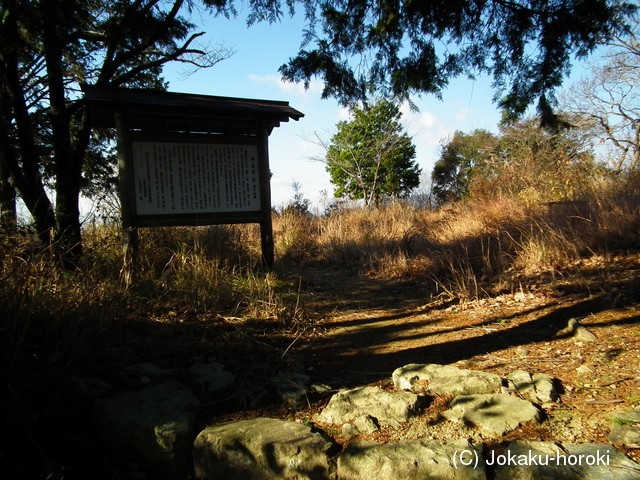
left=84, top=86, right=303, bottom=283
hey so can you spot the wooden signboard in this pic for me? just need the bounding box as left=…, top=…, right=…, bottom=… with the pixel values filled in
left=84, top=86, right=304, bottom=283
left=130, top=141, right=261, bottom=215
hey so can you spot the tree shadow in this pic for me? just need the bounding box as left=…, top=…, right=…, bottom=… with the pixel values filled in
left=303, top=287, right=638, bottom=387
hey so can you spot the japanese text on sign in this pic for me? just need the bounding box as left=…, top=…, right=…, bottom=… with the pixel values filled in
left=131, top=142, right=261, bottom=215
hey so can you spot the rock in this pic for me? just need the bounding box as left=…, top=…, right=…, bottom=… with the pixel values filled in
left=392, top=363, right=503, bottom=395
left=507, top=370, right=559, bottom=403
left=92, top=381, right=200, bottom=474
left=443, top=394, right=542, bottom=436
left=565, top=318, right=597, bottom=342
left=271, top=372, right=310, bottom=408
left=189, top=362, right=235, bottom=392
left=125, top=362, right=173, bottom=377
left=492, top=441, right=640, bottom=480
left=354, top=415, right=379, bottom=434
left=310, top=383, right=333, bottom=393
left=314, top=386, right=426, bottom=429
left=608, top=408, right=640, bottom=446
left=337, top=438, right=486, bottom=480
left=67, top=377, right=113, bottom=399
left=608, top=424, right=640, bottom=447
left=611, top=408, right=640, bottom=424
left=340, top=415, right=380, bottom=438
left=342, top=423, right=360, bottom=438
left=193, top=417, right=337, bottom=480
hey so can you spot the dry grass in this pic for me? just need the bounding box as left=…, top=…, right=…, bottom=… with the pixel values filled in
left=1, top=172, right=638, bottom=366
left=270, top=172, right=640, bottom=302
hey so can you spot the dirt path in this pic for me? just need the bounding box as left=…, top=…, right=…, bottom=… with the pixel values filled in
left=285, top=262, right=640, bottom=461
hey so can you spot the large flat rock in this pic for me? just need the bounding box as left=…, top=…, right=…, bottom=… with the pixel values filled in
left=393, top=363, right=503, bottom=395
left=92, top=381, right=200, bottom=474
left=492, top=441, right=640, bottom=479
left=193, top=417, right=337, bottom=480
left=443, top=394, right=542, bottom=436
left=314, top=386, right=425, bottom=428
left=337, top=439, right=487, bottom=480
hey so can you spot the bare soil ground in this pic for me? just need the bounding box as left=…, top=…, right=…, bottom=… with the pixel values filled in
left=269, top=253, right=640, bottom=464
left=5, top=253, right=639, bottom=479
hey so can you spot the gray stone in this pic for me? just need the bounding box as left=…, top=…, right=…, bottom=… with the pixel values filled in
left=337, top=439, right=486, bottom=480
left=354, top=415, right=379, bottom=434
left=492, top=441, right=640, bottom=479
left=92, top=381, right=200, bottom=474
left=271, top=372, right=310, bottom=408
left=314, top=386, right=425, bottom=429
left=507, top=370, right=559, bottom=403
left=612, top=409, right=640, bottom=424
left=67, top=377, right=113, bottom=399
left=342, top=423, right=360, bottom=438
left=193, top=417, right=337, bottom=480
left=565, top=318, right=597, bottom=342
left=189, top=362, right=235, bottom=392
left=609, top=408, right=640, bottom=446
left=393, top=363, right=503, bottom=395
left=609, top=424, right=640, bottom=447
left=443, top=394, right=542, bottom=436
left=340, top=415, right=380, bottom=438
left=125, top=362, right=173, bottom=377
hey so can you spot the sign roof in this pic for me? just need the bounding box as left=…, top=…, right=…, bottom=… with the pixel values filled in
left=83, top=85, right=304, bottom=135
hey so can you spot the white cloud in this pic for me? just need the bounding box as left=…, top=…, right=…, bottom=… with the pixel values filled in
left=247, top=74, right=324, bottom=98
left=335, top=106, right=352, bottom=121
left=404, top=110, right=452, bottom=149
left=454, top=109, right=469, bottom=121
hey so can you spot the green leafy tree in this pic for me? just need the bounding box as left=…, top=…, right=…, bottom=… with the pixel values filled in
left=433, top=119, right=597, bottom=205
left=0, top=0, right=232, bottom=261
left=432, top=129, right=497, bottom=204
left=212, top=0, right=635, bottom=123
left=473, top=117, right=597, bottom=202
left=325, top=100, right=420, bottom=208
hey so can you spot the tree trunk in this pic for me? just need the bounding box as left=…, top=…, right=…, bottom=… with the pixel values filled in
left=44, top=5, right=85, bottom=264
left=0, top=64, right=57, bottom=245
left=0, top=160, right=17, bottom=231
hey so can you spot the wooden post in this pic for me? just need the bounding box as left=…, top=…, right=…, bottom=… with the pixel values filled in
left=121, top=226, right=139, bottom=287
left=258, top=125, right=274, bottom=269
left=115, top=111, right=139, bottom=286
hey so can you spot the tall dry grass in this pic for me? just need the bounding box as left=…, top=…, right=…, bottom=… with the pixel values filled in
left=2, top=171, right=638, bottom=364
left=271, top=171, right=640, bottom=301
left=0, top=223, right=306, bottom=366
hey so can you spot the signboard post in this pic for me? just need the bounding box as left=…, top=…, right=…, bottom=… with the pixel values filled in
left=85, top=87, right=303, bottom=284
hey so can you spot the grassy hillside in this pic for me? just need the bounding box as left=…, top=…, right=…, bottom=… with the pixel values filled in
left=1, top=171, right=639, bottom=478
left=2, top=172, right=639, bottom=366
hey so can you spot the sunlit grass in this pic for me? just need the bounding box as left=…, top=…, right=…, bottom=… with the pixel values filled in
left=1, top=171, right=638, bottom=363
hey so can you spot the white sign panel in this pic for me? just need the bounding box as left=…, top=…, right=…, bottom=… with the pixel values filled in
left=131, top=141, right=261, bottom=215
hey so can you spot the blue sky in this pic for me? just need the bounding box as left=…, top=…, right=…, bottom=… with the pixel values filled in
left=160, top=9, right=579, bottom=211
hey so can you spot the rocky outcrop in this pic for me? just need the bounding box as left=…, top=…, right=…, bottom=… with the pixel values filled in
left=443, top=394, right=543, bottom=436
left=506, top=370, right=559, bottom=403
left=337, top=439, right=486, bottom=480
left=492, top=441, right=640, bottom=480
left=88, top=362, right=640, bottom=479
left=392, top=363, right=503, bottom=395
left=271, top=371, right=311, bottom=408
left=92, top=381, right=200, bottom=475
left=314, top=385, right=426, bottom=428
left=189, top=362, right=236, bottom=392
left=193, top=417, right=337, bottom=480
left=608, top=408, right=640, bottom=447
